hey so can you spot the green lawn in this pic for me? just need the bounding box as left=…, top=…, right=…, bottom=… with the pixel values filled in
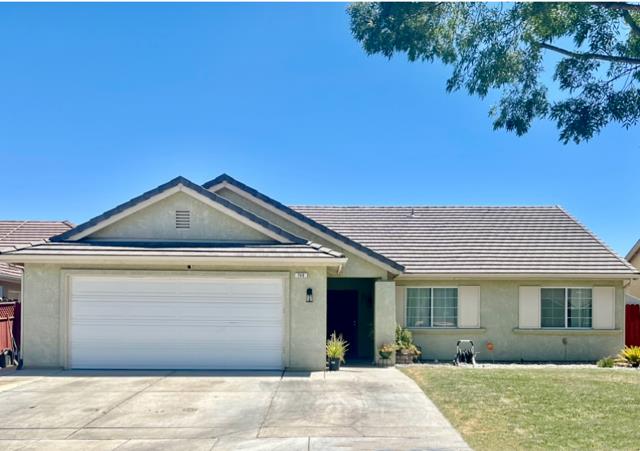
left=402, top=366, right=640, bottom=450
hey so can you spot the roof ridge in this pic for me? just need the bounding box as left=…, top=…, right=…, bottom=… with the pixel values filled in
left=555, top=205, right=638, bottom=273
left=290, top=205, right=560, bottom=209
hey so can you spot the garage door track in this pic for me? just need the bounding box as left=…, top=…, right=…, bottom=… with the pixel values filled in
left=0, top=366, right=469, bottom=450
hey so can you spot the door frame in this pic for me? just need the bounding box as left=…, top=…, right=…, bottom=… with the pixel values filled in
left=60, top=269, right=290, bottom=369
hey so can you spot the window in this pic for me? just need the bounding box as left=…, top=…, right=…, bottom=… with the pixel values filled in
left=541, top=288, right=592, bottom=328
left=406, top=287, right=458, bottom=328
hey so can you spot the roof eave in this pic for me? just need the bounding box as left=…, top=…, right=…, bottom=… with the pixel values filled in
left=395, top=272, right=640, bottom=280
left=0, top=254, right=348, bottom=267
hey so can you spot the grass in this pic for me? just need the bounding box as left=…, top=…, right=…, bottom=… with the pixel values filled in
left=402, top=365, right=640, bottom=450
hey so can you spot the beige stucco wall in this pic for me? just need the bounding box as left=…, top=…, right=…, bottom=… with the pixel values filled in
left=627, top=254, right=640, bottom=299
left=90, top=192, right=274, bottom=243
left=215, top=187, right=390, bottom=279
left=395, top=279, right=625, bottom=362
left=21, top=263, right=327, bottom=370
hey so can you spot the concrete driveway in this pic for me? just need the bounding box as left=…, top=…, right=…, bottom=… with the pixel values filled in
left=0, top=367, right=469, bottom=450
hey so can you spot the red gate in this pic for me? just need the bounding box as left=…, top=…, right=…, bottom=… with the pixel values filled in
left=625, top=304, right=640, bottom=347
left=0, top=302, right=20, bottom=353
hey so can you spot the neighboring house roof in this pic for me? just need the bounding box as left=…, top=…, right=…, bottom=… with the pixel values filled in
left=291, top=205, right=638, bottom=277
left=0, top=220, right=73, bottom=282
left=0, top=242, right=346, bottom=265
left=51, top=176, right=307, bottom=245
left=203, top=174, right=405, bottom=273
left=626, top=239, right=640, bottom=263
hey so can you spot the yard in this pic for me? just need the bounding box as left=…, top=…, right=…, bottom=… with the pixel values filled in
left=402, top=365, right=640, bottom=450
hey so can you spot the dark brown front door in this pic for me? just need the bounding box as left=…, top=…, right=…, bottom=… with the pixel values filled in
left=327, top=290, right=359, bottom=359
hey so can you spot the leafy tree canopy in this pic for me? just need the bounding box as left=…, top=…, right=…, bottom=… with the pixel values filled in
left=348, top=2, right=640, bottom=143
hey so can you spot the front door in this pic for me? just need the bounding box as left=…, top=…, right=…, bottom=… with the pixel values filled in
left=327, top=290, right=359, bottom=359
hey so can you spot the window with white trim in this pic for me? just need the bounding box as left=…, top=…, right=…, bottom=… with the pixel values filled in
left=406, top=287, right=458, bottom=328
left=541, top=288, right=592, bottom=328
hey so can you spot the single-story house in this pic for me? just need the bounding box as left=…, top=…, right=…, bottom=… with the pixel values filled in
left=625, top=240, right=640, bottom=303
left=0, top=174, right=637, bottom=370
left=0, top=220, right=73, bottom=301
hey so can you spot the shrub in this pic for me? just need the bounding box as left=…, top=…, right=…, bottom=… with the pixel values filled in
left=326, top=332, right=349, bottom=363
left=618, top=346, right=640, bottom=367
left=396, top=325, right=413, bottom=349
left=597, top=356, right=615, bottom=368
left=395, top=325, right=422, bottom=361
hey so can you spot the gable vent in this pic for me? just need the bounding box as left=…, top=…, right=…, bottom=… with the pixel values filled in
left=175, top=210, right=191, bottom=229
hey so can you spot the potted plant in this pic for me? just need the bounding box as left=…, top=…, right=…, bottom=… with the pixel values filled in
left=395, top=325, right=422, bottom=364
left=379, top=343, right=396, bottom=360
left=326, top=332, right=349, bottom=371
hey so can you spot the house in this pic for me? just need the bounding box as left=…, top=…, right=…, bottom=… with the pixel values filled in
left=0, top=175, right=637, bottom=370
left=0, top=220, right=74, bottom=301
left=625, top=240, right=640, bottom=303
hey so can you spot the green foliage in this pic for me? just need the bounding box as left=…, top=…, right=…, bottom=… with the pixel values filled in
left=348, top=2, right=640, bottom=144
left=395, top=325, right=421, bottom=356
left=326, top=331, right=349, bottom=362
left=618, top=346, right=640, bottom=366
left=395, top=324, right=413, bottom=348
left=597, top=356, right=615, bottom=368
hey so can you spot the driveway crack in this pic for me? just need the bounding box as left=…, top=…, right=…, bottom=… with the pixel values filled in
left=74, top=371, right=174, bottom=433
left=256, top=369, right=284, bottom=438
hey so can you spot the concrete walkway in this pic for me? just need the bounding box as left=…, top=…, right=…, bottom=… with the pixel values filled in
left=0, top=367, right=469, bottom=450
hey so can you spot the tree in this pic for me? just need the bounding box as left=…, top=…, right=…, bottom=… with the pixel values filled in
left=348, top=2, right=640, bottom=144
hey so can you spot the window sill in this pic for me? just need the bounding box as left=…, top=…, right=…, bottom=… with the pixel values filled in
left=512, top=328, right=621, bottom=336
left=409, top=327, right=486, bottom=335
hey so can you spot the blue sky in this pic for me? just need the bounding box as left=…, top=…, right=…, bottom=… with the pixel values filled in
left=1, top=3, right=638, bottom=256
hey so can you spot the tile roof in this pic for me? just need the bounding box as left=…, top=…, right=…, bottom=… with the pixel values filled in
left=0, top=220, right=73, bottom=281
left=0, top=241, right=345, bottom=261
left=291, top=206, right=638, bottom=277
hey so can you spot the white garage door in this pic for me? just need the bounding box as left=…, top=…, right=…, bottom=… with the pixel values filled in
left=69, top=275, right=284, bottom=370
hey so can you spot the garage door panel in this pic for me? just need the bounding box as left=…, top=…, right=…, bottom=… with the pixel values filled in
left=72, top=301, right=283, bottom=322
left=69, top=275, right=284, bottom=370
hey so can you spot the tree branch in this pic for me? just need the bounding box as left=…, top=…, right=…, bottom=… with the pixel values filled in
left=591, top=2, right=640, bottom=12
left=538, top=42, right=640, bottom=65
left=622, top=10, right=640, bottom=35
left=592, top=1, right=640, bottom=35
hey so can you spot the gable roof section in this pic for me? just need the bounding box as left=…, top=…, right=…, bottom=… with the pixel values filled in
left=203, top=174, right=405, bottom=274
left=627, top=239, right=640, bottom=263
left=291, top=205, right=639, bottom=278
left=52, top=176, right=306, bottom=245
left=0, top=220, right=73, bottom=282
